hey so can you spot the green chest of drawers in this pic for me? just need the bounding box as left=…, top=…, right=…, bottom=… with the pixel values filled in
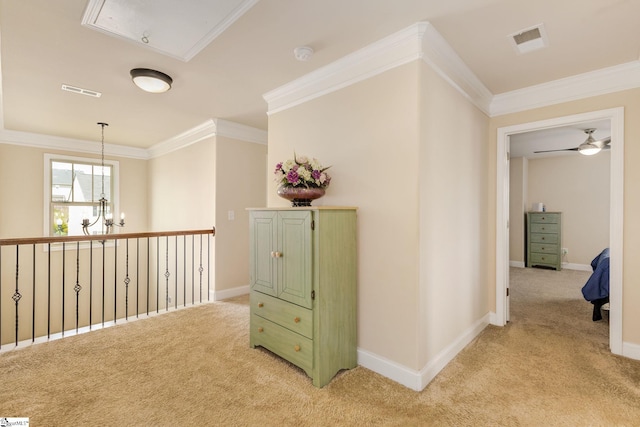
left=526, top=212, right=562, bottom=270
left=248, top=207, right=357, bottom=388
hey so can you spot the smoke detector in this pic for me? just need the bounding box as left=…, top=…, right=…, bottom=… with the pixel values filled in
left=508, top=23, right=549, bottom=54
left=294, top=46, right=314, bottom=61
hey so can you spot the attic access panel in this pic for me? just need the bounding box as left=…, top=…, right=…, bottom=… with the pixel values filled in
left=82, top=0, right=258, bottom=61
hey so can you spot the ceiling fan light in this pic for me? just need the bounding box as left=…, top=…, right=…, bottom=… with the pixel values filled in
left=130, top=68, right=172, bottom=93
left=578, top=142, right=601, bottom=156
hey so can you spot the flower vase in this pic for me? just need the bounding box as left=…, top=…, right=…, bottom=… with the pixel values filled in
left=277, top=186, right=325, bottom=207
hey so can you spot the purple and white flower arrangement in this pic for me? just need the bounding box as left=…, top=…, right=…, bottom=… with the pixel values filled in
left=274, top=154, right=331, bottom=189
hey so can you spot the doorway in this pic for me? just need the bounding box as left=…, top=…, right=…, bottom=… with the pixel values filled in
left=495, top=107, right=624, bottom=355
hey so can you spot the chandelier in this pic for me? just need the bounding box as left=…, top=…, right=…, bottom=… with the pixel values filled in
left=81, top=122, right=125, bottom=235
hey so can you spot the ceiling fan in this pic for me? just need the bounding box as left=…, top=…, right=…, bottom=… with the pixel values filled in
left=534, top=128, right=611, bottom=156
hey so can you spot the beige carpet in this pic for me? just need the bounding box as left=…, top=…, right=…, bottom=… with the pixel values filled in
left=1, top=268, right=640, bottom=426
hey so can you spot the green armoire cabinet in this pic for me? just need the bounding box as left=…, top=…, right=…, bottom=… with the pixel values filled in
left=526, top=212, right=562, bottom=270
left=248, top=207, right=357, bottom=388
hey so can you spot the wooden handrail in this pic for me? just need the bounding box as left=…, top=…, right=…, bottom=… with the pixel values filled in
left=0, top=227, right=215, bottom=349
left=0, top=228, right=215, bottom=246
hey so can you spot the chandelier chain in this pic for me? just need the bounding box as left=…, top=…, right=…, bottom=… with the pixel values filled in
left=81, top=122, right=124, bottom=237
left=98, top=122, right=108, bottom=198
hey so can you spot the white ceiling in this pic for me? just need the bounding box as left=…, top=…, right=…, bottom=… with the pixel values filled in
left=0, top=0, right=639, bottom=151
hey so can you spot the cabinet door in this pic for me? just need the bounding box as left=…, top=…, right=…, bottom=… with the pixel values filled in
left=278, top=211, right=313, bottom=308
left=250, top=211, right=278, bottom=296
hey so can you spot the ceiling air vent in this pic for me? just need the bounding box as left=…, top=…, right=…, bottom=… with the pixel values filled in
left=61, top=84, right=102, bottom=98
left=509, top=23, right=549, bottom=54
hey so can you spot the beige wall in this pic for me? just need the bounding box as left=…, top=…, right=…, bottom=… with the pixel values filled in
left=509, top=153, right=610, bottom=266
left=215, top=136, right=267, bottom=292
left=527, top=153, right=610, bottom=265
left=1, top=132, right=263, bottom=343
left=0, top=142, right=149, bottom=343
left=418, top=64, right=490, bottom=365
left=148, top=138, right=216, bottom=231
left=118, top=155, right=149, bottom=233
left=268, top=63, right=422, bottom=368
left=268, top=60, right=491, bottom=373
left=509, top=157, right=527, bottom=263
left=0, top=144, right=44, bottom=238
left=0, top=143, right=148, bottom=238
left=489, top=88, right=640, bottom=346
left=148, top=135, right=267, bottom=293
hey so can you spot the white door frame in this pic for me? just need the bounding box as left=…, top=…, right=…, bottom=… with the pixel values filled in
left=495, top=107, right=624, bottom=356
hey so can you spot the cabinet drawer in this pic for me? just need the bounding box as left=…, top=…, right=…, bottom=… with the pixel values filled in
left=529, top=252, right=558, bottom=266
left=250, top=291, right=312, bottom=339
left=251, top=314, right=313, bottom=373
left=530, top=223, right=559, bottom=234
left=529, top=213, right=560, bottom=224
left=529, top=232, right=558, bottom=244
left=530, top=243, right=558, bottom=254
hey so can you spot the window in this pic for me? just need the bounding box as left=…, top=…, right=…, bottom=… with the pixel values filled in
left=45, top=154, right=120, bottom=236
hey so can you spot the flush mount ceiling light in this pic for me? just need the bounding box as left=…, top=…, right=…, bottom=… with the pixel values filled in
left=130, top=68, right=173, bottom=93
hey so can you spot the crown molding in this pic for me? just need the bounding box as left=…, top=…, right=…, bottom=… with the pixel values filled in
left=0, top=118, right=267, bottom=160
left=146, top=118, right=267, bottom=159
left=146, top=119, right=217, bottom=158
left=0, top=128, right=148, bottom=159
left=213, top=118, right=268, bottom=145
left=263, top=21, right=640, bottom=119
left=4, top=19, right=639, bottom=157
left=264, top=22, right=427, bottom=115
left=263, top=22, right=493, bottom=116
left=490, top=60, right=640, bottom=116
left=419, top=24, right=493, bottom=115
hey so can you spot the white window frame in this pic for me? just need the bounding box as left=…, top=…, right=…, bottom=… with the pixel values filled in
left=44, top=153, right=120, bottom=238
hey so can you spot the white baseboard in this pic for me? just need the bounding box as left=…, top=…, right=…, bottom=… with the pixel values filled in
left=214, top=285, right=249, bottom=301
left=489, top=311, right=499, bottom=325
left=561, top=263, right=592, bottom=272
left=417, top=313, right=490, bottom=388
left=0, top=299, right=217, bottom=354
left=623, top=341, right=640, bottom=360
left=357, top=349, right=422, bottom=390
left=358, top=313, right=490, bottom=391
left=510, top=261, right=592, bottom=271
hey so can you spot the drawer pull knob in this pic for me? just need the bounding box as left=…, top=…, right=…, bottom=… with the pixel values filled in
left=271, top=251, right=283, bottom=258
left=258, top=302, right=264, bottom=308
left=294, top=345, right=301, bottom=352
left=541, top=237, right=545, bottom=240
left=258, top=327, right=264, bottom=333
left=294, top=317, right=300, bottom=323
